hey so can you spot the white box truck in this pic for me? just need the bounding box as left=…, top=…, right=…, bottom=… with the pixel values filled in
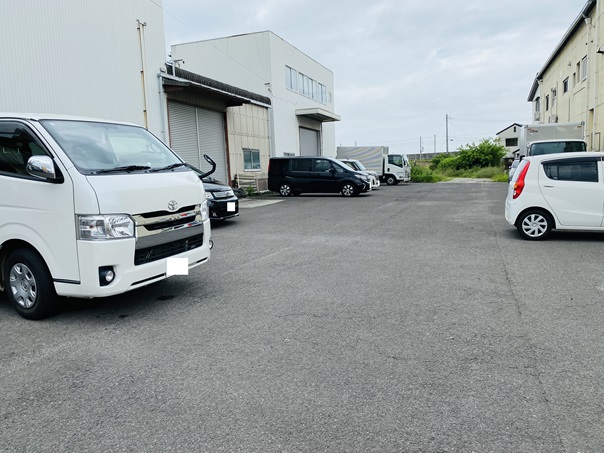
left=336, top=146, right=411, bottom=185
left=519, top=122, right=587, bottom=157
left=0, top=114, right=214, bottom=319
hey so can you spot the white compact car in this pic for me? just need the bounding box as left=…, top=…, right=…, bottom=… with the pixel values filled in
left=338, top=158, right=380, bottom=189
left=505, top=152, right=604, bottom=240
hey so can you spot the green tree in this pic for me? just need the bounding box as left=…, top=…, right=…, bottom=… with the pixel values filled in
left=455, top=138, right=506, bottom=170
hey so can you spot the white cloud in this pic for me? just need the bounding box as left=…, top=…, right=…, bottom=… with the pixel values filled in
left=162, top=0, right=588, bottom=153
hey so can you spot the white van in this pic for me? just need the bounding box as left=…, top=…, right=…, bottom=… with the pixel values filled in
left=0, top=114, right=213, bottom=319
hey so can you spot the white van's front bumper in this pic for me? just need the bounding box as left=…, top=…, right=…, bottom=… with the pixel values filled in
left=54, top=221, right=211, bottom=298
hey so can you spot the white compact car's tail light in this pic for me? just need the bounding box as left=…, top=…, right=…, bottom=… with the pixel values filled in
left=513, top=161, right=531, bottom=199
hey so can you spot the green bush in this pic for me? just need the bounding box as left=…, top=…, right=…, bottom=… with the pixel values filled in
left=455, top=139, right=506, bottom=170
left=411, top=165, right=446, bottom=183
left=435, top=155, right=459, bottom=172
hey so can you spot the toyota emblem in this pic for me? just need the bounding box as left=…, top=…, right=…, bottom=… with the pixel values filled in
left=167, top=200, right=178, bottom=212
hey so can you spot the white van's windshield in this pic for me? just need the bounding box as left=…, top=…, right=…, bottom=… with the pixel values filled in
left=40, top=120, right=183, bottom=174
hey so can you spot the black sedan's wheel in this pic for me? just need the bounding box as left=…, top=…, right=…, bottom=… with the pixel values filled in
left=341, top=183, right=357, bottom=197
left=516, top=210, right=553, bottom=240
left=279, top=184, right=292, bottom=197
left=4, top=249, right=57, bottom=319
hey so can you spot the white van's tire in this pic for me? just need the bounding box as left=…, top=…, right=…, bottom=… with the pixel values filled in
left=385, top=175, right=397, bottom=185
left=4, top=249, right=57, bottom=320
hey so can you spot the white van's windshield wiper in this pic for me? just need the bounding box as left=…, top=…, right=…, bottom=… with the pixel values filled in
left=92, top=165, right=151, bottom=174
left=150, top=163, right=188, bottom=172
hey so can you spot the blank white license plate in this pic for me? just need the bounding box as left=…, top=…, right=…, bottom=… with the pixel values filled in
left=227, top=202, right=236, bottom=212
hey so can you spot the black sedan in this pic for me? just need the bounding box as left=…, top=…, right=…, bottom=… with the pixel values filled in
left=203, top=178, right=239, bottom=220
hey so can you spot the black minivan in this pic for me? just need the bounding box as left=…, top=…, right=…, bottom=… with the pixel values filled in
left=268, top=156, right=370, bottom=197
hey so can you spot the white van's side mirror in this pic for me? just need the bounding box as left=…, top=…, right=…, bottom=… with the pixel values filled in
left=26, top=155, right=61, bottom=182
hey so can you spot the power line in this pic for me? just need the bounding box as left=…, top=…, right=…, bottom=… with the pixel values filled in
left=147, top=0, right=270, bottom=84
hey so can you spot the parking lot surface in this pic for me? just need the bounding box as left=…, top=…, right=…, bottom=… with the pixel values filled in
left=1, top=182, right=603, bottom=452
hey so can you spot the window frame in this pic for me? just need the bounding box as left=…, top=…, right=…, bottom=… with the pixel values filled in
left=542, top=157, right=600, bottom=183
left=243, top=148, right=261, bottom=171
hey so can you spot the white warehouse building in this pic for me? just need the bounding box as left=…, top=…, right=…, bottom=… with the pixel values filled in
left=171, top=31, right=341, bottom=159
left=0, top=0, right=168, bottom=137
left=0, top=0, right=273, bottom=188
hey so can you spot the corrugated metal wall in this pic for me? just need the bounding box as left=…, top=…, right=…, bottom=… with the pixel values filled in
left=167, top=101, right=228, bottom=183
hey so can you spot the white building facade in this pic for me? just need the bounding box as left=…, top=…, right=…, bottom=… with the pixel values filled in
left=0, top=0, right=168, bottom=139
left=495, top=123, right=522, bottom=158
left=0, top=0, right=272, bottom=187
left=171, top=31, right=341, bottom=159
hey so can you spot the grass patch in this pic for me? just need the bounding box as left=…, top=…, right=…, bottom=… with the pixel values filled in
left=410, top=165, right=447, bottom=183
left=411, top=163, right=508, bottom=183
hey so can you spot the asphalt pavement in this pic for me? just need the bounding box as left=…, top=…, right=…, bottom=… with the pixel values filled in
left=1, top=181, right=603, bottom=452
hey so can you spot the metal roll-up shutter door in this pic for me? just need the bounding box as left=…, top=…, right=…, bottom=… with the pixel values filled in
left=168, top=101, right=200, bottom=167
left=300, top=127, right=320, bottom=156
left=196, top=109, right=228, bottom=183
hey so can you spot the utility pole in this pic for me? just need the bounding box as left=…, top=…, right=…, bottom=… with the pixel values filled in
left=419, top=136, right=422, bottom=160
left=434, top=135, right=436, bottom=154
left=446, top=114, right=449, bottom=154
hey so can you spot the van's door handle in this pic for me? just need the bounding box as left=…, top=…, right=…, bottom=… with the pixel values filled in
left=543, top=185, right=554, bottom=188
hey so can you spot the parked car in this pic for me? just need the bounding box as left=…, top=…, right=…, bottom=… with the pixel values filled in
left=202, top=177, right=239, bottom=220
left=507, top=159, right=521, bottom=182
left=338, top=158, right=380, bottom=189
left=505, top=152, right=604, bottom=240
left=268, top=156, right=371, bottom=197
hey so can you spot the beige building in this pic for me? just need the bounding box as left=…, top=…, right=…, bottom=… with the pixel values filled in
left=528, top=0, right=604, bottom=150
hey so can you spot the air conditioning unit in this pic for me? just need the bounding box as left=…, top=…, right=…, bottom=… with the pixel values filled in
left=548, top=115, right=558, bottom=123
left=533, top=111, right=541, bottom=121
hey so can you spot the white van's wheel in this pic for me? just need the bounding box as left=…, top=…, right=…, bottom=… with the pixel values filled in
left=516, top=210, right=553, bottom=240
left=279, top=184, right=292, bottom=197
left=341, top=183, right=356, bottom=197
left=385, top=175, right=397, bottom=185
left=4, top=249, right=57, bottom=319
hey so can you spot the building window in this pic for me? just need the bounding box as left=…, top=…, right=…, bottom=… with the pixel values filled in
left=545, top=94, right=550, bottom=111
left=243, top=148, right=261, bottom=171
left=285, top=66, right=327, bottom=104
left=285, top=66, right=297, bottom=91
left=505, top=138, right=518, bottom=147
left=563, top=78, right=569, bottom=93
left=581, top=56, right=588, bottom=80
left=551, top=88, right=557, bottom=106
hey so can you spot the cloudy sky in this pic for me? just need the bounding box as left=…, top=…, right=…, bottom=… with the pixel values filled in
left=161, top=0, right=587, bottom=154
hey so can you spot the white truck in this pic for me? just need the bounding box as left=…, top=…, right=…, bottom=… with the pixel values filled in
left=519, top=122, right=587, bottom=157
left=0, top=113, right=214, bottom=319
left=336, top=146, right=411, bottom=185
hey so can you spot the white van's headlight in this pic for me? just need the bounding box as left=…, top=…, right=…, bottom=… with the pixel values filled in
left=77, top=215, right=135, bottom=240
left=201, top=200, right=209, bottom=221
